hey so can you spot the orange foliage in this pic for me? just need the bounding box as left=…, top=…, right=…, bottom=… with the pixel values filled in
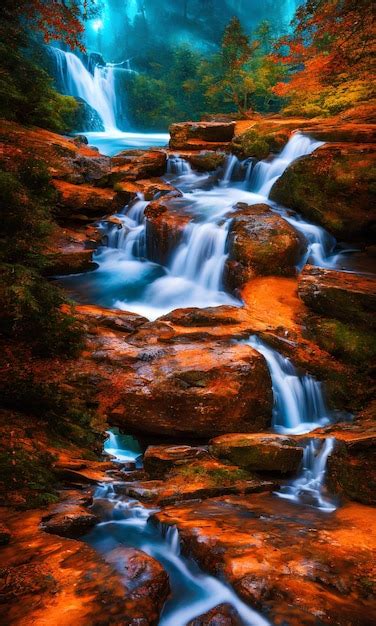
left=21, top=1, right=97, bottom=51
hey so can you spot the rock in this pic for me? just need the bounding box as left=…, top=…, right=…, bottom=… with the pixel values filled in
left=327, top=434, right=376, bottom=505
left=170, top=122, right=236, bottom=150
left=156, top=493, right=376, bottom=626
left=232, top=126, right=291, bottom=159
left=70, top=97, right=105, bottom=132
left=298, top=265, right=376, bottom=328
left=41, top=505, right=98, bottom=538
left=46, top=249, right=97, bottom=275
left=225, top=203, right=303, bottom=290
left=71, top=134, right=89, bottom=145
left=53, top=179, right=129, bottom=220
left=0, top=522, right=11, bottom=545
left=115, top=177, right=177, bottom=200
left=143, top=445, right=209, bottom=478
left=109, top=339, right=273, bottom=439
left=160, top=306, right=244, bottom=327
left=105, top=546, right=170, bottom=617
left=0, top=119, right=112, bottom=184
left=144, top=195, right=189, bottom=264
left=76, top=304, right=148, bottom=333
left=209, top=433, right=304, bottom=474
left=269, top=143, right=376, bottom=241
left=186, top=151, right=226, bottom=171
left=187, top=604, right=242, bottom=625
left=110, top=149, right=167, bottom=182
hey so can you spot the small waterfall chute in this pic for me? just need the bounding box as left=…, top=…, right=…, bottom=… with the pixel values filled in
left=277, top=438, right=337, bottom=512
left=247, top=336, right=330, bottom=434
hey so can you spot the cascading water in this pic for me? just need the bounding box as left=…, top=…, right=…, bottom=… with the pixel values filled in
left=247, top=336, right=330, bottom=435
left=277, top=438, right=337, bottom=512
left=47, top=46, right=169, bottom=154
left=49, top=47, right=118, bottom=131
left=86, top=435, right=271, bottom=626
left=247, top=336, right=337, bottom=511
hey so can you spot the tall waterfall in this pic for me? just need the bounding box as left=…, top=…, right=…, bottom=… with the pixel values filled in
left=49, top=47, right=118, bottom=131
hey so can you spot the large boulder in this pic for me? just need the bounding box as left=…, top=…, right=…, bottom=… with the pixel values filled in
left=108, top=339, right=273, bottom=439
left=225, top=203, right=303, bottom=290
left=298, top=265, right=376, bottom=328
left=209, top=433, right=304, bottom=474
left=170, top=122, right=236, bottom=150
left=270, top=143, right=376, bottom=241
left=186, top=150, right=226, bottom=171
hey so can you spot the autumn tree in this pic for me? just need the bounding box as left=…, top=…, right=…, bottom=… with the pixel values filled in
left=273, top=0, right=376, bottom=116
left=203, top=17, right=259, bottom=116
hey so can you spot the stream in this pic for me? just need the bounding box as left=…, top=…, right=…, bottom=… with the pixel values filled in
left=53, top=47, right=354, bottom=624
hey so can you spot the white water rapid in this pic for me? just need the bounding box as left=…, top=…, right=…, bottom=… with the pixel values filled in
left=61, top=134, right=348, bottom=320
left=87, top=433, right=271, bottom=626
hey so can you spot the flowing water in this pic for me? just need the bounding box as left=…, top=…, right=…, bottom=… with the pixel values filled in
left=48, top=47, right=169, bottom=154
left=277, top=438, right=337, bottom=512
left=246, top=336, right=338, bottom=511
left=87, top=434, right=271, bottom=626
left=61, top=133, right=349, bottom=319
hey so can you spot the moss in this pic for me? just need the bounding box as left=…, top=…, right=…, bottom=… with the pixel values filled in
left=174, top=464, right=250, bottom=486
left=307, top=317, right=376, bottom=369
left=0, top=447, right=58, bottom=509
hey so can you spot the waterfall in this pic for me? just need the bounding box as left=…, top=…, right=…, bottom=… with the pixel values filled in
left=247, top=336, right=330, bottom=434
left=167, top=155, right=193, bottom=176
left=277, top=438, right=337, bottom=512
left=249, top=133, right=324, bottom=197
left=88, top=436, right=270, bottom=626
left=103, top=429, right=142, bottom=463
left=49, top=46, right=119, bottom=131
left=105, top=195, right=148, bottom=259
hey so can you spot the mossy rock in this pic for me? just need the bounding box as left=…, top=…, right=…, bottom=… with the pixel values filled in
left=270, top=144, right=376, bottom=241
left=327, top=438, right=376, bottom=505
left=187, top=151, right=226, bottom=172
left=209, top=433, right=304, bottom=474
left=231, top=127, right=291, bottom=159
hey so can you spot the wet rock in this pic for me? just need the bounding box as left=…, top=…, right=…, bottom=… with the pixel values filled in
left=105, top=546, right=170, bottom=617
left=232, top=126, right=291, bottom=159
left=41, top=505, right=98, bottom=538
left=170, top=122, right=236, bottom=150
left=53, top=179, right=128, bottom=220
left=156, top=493, right=376, bottom=626
left=225, top=203, right=303, bottom=290
left=144, top=195, right=189, bottom=264
left=327, top=433, right=376, bottom=505
left=298, top=265, right=376, bottom=328
left=160, top=306, right=244, bottom=327
left=76, top=304, right=148, bottom=333
left=46, top=249, right=97, bottom=275
left=0, top=522, right=11, bottom=545
left=110, top=149, right=167, bottom=182
left=209, top=433, right=304, bottom=474
left=187, top=603, right=242, bottom=625
left=109, top=339, right=273, bottom=439
left=270, top=143, right=376, bottom=241
left=186, top=150, right=226, bottom=171
left=143, top=445, right=209, bottom=478
left=115, top=177, right=177, bottom=200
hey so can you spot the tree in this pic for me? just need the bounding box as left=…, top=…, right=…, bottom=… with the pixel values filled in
left=202, top=17, right=259, bottom=116
left=272, top=0, right=375, bottom=116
